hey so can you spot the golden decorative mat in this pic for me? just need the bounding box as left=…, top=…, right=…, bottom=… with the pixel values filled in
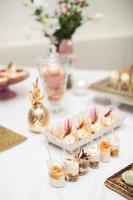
left=0, top=125, right=27, bottom=152
left=105, top=163, right=133, bottom=200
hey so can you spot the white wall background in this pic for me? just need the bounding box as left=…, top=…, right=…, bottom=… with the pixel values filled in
left=0, top=0, right=133, bottom=69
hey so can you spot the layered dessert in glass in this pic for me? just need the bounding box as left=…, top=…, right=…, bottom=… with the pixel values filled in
left=100, top=139, right=111, bottom=162
left=63, top=156, right=79, bottom=182
left=48, top=159, right=65, bottom=188
left=89, top=143, right=100, bottom=168
left=75, top=148, right=90, bottom=175
left=108, top=135, right=120, bottom=157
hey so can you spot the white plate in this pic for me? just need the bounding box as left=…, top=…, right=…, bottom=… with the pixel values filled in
left=122, top=170, right=133, bottom=186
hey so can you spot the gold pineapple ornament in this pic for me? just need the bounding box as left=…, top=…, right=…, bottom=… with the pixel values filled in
left=28, top=79, right=49, bottom=133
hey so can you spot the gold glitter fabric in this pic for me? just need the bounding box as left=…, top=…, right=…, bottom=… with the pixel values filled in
left=0, top=125, right=27, bottom=152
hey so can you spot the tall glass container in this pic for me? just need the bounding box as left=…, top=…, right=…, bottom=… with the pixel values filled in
left=38, top=45, right=68, bottom=113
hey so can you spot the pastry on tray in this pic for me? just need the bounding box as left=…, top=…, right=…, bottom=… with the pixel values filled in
left=122, top=168, right=133, bottom=187
left=48, top=106, right=121, bottom=152
left=50, top=119, right=78, bottom=145
left=110, top=71, right=119, bottom=89
left=0, top=75, right=8, bottom=86
left=0, top=62, right=28, bottom=85
left=76, top=115, right=91, bottom=140
left=62, top=119, right=78, bottom=145
left=50, top=124, right=63, bottom=139
left=6, top=62, right=28, bottom=82
left=110, top=65, right=133, bottom=92
left=101, top=108, right=118, bottom=128
left=89, top=108, right=102, bottom=134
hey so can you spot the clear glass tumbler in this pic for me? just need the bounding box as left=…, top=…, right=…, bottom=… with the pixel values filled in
left=47, top=159, right=65, bottom=188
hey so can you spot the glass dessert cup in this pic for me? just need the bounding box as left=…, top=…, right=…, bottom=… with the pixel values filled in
left=100, top=139, right=111, bottom=163
left=63, top=155, right=79, bottom=182
left=47, top=159, right=65, bottom=188
left=89, top=142, right=100, bottom=168
left=75, top=148, right=90, bottom=175
left=108, top=135, right=120, bottom=157
left=38, top=45, right=68, bottom=113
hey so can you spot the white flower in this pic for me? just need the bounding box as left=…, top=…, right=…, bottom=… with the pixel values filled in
left=43, top=18, right=60, bottom=36
left=33, top=0, right=49, bottom=9
left=93, top=13, right=103, bottom=23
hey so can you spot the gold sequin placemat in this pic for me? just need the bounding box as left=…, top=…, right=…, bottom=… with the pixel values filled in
left=0, top=125, right=27, bottom=152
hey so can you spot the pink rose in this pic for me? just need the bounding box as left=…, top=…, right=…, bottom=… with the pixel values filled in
left=76, top=0, right=86, bottom=3
left=60, top=5, right=69, bottom=14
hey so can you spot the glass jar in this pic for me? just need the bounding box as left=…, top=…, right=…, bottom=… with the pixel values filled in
left=38, top=45, right=68, bottom=113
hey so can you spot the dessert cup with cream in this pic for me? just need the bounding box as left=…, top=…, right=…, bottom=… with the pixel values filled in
left=47, top=159, right=65, bottom=188
left=100, top=139, right=111, bottom=162
left=89, top=141, right=100, bottom=168
left=75, top=148, right=90, bottom=175
left=63, top=155, right=79, bottom=182
left=108, top=135, right=120, bottom=157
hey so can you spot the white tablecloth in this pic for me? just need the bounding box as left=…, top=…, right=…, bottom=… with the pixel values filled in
left=0, top=68, right=133, bottom=200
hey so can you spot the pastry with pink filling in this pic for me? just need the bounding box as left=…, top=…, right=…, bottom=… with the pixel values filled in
left=90, top=108, right=101, bottom=134
left=77, top=115, right=91, bottom=140
left=62, top=119, right=78, bottom=145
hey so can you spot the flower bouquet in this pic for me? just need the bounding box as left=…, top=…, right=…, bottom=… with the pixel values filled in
left=24, top=0, right=93, bottom=53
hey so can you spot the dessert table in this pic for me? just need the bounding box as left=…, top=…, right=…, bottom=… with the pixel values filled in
left=0, top=67, right=133, bottom=200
